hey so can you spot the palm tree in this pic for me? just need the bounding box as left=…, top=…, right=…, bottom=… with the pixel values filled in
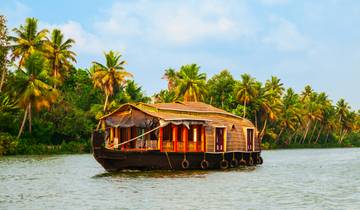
left=265, top=76, right=284, bottom=97
left=255, top=85, right=282, bottom=140
left=336, top=99, right=351, bottom=143
left=0, top=15, right=9, bottom=92
left=175, top=64, right=206, bottom=102
left=92, top=50, right=132, bottom=112
left=162, top=68, right=177, bottom=91
left=277, top=88, right=302, bottom=144
left=154, top=89, right=176, bottom=103
left=9, top=17, right=48, bottom=68
left=301, top=92, right=322, bottom=143
left=13, top=52, right=58, bottom=137
left=43, top=29, right=76, bottom=88
left=124, top=80, right=150, bottom=103
left=235, top=74, right=257, bottom=118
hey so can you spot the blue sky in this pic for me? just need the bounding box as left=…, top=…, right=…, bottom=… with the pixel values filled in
left=1, top=0, right=360, bottom=110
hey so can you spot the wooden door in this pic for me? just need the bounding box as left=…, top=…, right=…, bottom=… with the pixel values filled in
left=215, top=128, right=224, bottom=152
left=247, top=128, right=254, bottom=151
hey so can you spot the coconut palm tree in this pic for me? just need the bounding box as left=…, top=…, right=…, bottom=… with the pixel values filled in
left=336, top=98, right=351, bottom=143
left=175, top=64, right=206, bottom=102
left=154, top=89, right=176, bottom=103
left=235, top=73, right=257, bottom=118
left=277, top=88, right=302, bottom=143
left=43, top=29, right=76, bottom=88
left=301, top=92, right=322, bottom=143
left=9, top=17, right=48, bottom=68
left=162, top=68, right=177, bottom=91
left=265, top=76, right=284, bottom=97
left=13, top=52, right=58, bottom=137
left=92, top=50, right=132, bottom=112
left=0, top=15, right=9, bottom=92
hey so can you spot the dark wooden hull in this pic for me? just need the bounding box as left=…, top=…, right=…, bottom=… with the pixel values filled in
left=92, top=131, right=263, bottom=172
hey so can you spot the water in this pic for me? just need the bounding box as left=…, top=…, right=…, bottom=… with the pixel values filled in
left=0, top=148, right=359, bottom=210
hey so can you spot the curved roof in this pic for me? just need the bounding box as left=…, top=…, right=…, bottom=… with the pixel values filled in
left=101, top=101, right=254, bottom=127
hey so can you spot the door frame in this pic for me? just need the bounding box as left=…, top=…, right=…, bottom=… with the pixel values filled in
left=214, top=126, right=227, bottom=152
left=243, top=127, right=255, bottom=151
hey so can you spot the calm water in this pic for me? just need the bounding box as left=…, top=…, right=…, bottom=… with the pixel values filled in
left=0, top=148, right=359, bottom=210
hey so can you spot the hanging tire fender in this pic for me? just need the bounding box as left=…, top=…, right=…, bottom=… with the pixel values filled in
left=230, top=159, right=239, bottom=168
left=220, top=159, right=229, bottom=169
left=248, top=157, right=254, bottom=166
left=200, top=160, right=209, bottom=169
left=181, top=159, right=190, bottom=169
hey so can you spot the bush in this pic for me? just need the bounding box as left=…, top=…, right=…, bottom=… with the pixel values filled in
left=0, top=132, right=18, bottom=155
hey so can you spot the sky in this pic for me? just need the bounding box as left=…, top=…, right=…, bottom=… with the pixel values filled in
left=1, top=0, right=360, bottom=110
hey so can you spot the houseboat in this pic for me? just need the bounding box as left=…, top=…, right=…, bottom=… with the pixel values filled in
left=91, top=101, right=263, bottom=171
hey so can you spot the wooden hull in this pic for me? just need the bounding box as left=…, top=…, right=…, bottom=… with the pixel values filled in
left=92, top=131, right=263, bottom=172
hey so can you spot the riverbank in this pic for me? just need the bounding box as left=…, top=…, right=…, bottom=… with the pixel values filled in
left=1, top=131, right=359, bottom=156
left=261, top=142, right=359, bottom=150
left=0, top=132, right=90, bottom=155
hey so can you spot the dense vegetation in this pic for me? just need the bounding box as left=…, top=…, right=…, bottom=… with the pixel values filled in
left=0, top=16, right=359, bottom=155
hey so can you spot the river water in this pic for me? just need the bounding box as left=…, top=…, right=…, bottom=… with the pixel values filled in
left=0, top=148, right=359, bottom=210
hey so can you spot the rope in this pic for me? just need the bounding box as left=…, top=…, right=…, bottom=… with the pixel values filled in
left=165, top=152, right=173, bottom=169
left=112, top=125, right=162, bottom=148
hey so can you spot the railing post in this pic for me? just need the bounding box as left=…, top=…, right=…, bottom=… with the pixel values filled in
left=172, top=125, right=178, bottom=152
left=159, top=127, right=163, bottom=152
left=183, top=126, right=188, bottom=152
left=201, top=126, right=206, bottom=152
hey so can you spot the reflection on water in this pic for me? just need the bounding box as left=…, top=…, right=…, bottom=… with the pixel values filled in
left=93, top=166, right=257, bottom=179
left=1, top=148, right=360, bottom=210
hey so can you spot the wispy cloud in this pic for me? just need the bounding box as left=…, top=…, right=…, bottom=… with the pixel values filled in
left=263, top=17, right=310, bottom=52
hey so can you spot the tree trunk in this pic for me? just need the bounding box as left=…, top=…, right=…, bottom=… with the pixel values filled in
left=339, top=129, right=348, bottom=143
left=325, top=131, right=330, bottom=143
left=309, top=121, right=318, bottom=144
left=0, top=67, right=6, bottom=92
left=17, top=105, right=29, bottom=138
left=28, top=103, right=32, bottom=134
left=103, top=93, right=109, bottom=112
left=288, top=131, right=297, bottom=145
left=276, top=127, right=284, bottom=143
left=314, top=126, right=323, bottom=144
left=259, top=118, right=268, bottom=141
left=254, top=111, right=258, bottom=130
left=302, top=120, right=311, bottom=144
left=243, top=100, right=247, bottom=118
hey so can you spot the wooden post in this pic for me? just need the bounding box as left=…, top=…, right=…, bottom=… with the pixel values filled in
left=159, top=127, right=163, bottom=152
left=172, top=125, right=178, bottom=152
left=127, top=127, right=131, bottom=149
left=194, top=125, right=198, bottom=152
left=183, top=126, right=188, bottom=152
left=114, top=127, right=119, bottom=149
left=201, top=126, right=206, bottom=152
left=119, top=128, right=126, bottom=150
left=110, top=128, right=114, bottom=149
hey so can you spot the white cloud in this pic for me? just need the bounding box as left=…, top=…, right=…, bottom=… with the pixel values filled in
left=263, top=17, right=309, bottom=52
left=42, top=21, right=126, bottom=56
left=93, top=1, right=258, bottom=45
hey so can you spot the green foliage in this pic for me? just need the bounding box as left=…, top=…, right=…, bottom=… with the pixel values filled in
left=0, top=132, right=18, bottom=155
